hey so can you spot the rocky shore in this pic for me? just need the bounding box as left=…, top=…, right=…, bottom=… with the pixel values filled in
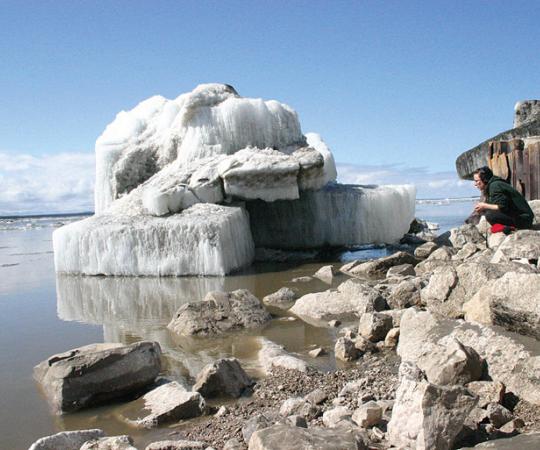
left=31, top=204, right=540, bottom=450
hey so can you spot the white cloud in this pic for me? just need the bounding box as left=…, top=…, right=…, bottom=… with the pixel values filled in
left=336, top=162, right=478, bottom=199
left=0, top=152, right=95, bottom=215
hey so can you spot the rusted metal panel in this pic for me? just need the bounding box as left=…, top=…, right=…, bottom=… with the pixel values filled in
left=486, top=139, right=540, bottom=200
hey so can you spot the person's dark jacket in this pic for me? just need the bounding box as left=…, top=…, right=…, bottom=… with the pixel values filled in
left=487, top=176, right=534, bottom=228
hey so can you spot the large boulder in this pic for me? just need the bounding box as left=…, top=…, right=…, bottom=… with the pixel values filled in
left=248, top=424, right=364, bottom=450
left=193, top=357, right=253, bottom=398
left=34, top=342, right=161, bottom=413
left=491, top=229, right=540, bottom=263
left=386, top=362, right=477, bottom=450
left=290, top=279, right=386, bottom=325
left=398, top=308, right=540, bottom=405
left=29, top=429, right=105, bottom=450
left=463, top=272, right=540, bottom=339
left=167, top=289, right=271, bottom=336
left=449, top=224, right=486, bottom=249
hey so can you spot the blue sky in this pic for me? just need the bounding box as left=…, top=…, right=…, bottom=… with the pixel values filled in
left=1, top=0, right=539, bottom=214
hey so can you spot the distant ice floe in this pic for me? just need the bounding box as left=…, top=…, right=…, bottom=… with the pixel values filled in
left=54, top=83, right=416, bottom=276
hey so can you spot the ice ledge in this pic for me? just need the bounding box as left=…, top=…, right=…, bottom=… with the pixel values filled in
left=53, top=204, right=255, bottom=276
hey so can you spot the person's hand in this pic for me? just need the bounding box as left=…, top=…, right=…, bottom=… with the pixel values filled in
left=474, top=202, right=487, bottom=213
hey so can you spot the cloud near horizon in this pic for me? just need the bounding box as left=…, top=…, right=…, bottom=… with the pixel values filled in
left=0, top=152, right=477, bottom=215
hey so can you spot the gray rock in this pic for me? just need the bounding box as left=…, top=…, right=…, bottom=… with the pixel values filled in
left=322, top=406, right=353, bottom=428
left=129, top=381, right=206, bottom=428
left=386, top=263, right=415, bottom=278
left=384, top=328, right=400, bottom=348
left=454, top=242, right=481, bottom=260
left=386, top=362, right=477, bottom=450
left=193, top=357, right=253, bottom=398
left=80, top=435, right=136, bottom=450
left=223, top=438, right=244, bottom=450
left=428, top=245, right=457, bottom=260
left=168, top=289, right=271, bottom=336
left=287, top=414, right=308, bottom=428
left=351, top=401, right=382, bottom=428
left=414, top=241, right=439, bottom=259
left=342, top=251, right=418, bottom=277
left=34, top=342, right=161, bottom=413
left=258, top=338, right=307, bottom=374
left=248, top=424, right=365, bottom=450
left=415, top=258, right=454, bottom=275
left=379, top=308, right=407, bottom=327
left=491, top=229, right=540, bottom=263
left=416, top=336, right=483, bottom=386
left=450, top=224, right=486, bottom=249
left=290, top=279, right=386, bottom=325
left=530, top=199, right=540, bottom=225
left=514, top=100, right=540, bottom=127
left=279, top=397, right=320, bottom=420
left=487, top=232, right=507, bottom=250
left=334, top=337, right=360, bottom=361
left=354, top=336, right=376, bottom=354
left=304, top=388, right=328, bottom=405
left=145, top=440, right=206, bottom=450
left=486, top=402, right=514, bottom=428
left=465, top=381, right=505, bottom=408
left=386, top=277, right=425, bottom=309
left=313, top=265, right=336, bottom=283
left=308, top=347, right=326, bottom=358
left=498, top=418, right=525, bottom=434
left=262, top=287, right=297, bottom=309
left=242, top=413, right=278, bottom=444
left=398, top=308, right=540, bottom=405
left=358, top=312, right=393, bottom=342
left=28, top=429, right=105, bottom=450
left=291, top=276, right=312, bottom=283
left=463, top=272, right=540, bottom=339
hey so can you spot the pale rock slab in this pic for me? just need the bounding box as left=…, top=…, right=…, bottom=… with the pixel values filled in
left=398, top=308, right=540, bottom=405
left=352, top=401, right=383, bottom=428
left=257, top=338, right=307, bottom=374
left=29, top=429, right=105, bottom=450
left=386, top=263, right=415, bottom=278
left=80, top=435, right=137, bottom=450
left=414, top=241, right=439, bottom=259
left=462, top=432, right=540, bottom=448
left=465, top=381, right=505, bottom=408
left=145, top=441, right=206, bottom=450
left=34, top=342, right=161, bottom=414
left=130, top=381, right=206, bottom=428
left=386, top=277, right=425, bottom=309
left=193, top=357, right=253, bottom=398
left=322, top=406, right=353, bottom=428
left=463, top=272, right=540, bottom=339
left=290, top=279, right=386, bottom=325
left=313, top=264, right=336, bottom=284
left=248, top=424, right=365, bottom=450
left=386, top=362, right=477, bottom=450
left=168, top=289, right=271, bottom=336
left=279, top=397, right=320, bottom=420
left=334, top=337, right=360, bottom=362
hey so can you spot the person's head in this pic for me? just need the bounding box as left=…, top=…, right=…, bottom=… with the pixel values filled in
left=473, top=166, right=493, bottom=192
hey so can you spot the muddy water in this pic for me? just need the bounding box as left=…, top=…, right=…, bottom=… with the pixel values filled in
left=0, top=223, right=392, bottom=450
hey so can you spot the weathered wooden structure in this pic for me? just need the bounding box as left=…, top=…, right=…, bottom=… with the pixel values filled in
left=456, top=100, right=540, bottom=200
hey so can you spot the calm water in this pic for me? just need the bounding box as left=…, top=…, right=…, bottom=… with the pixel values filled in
left=0, top=200, right=472, bottom=450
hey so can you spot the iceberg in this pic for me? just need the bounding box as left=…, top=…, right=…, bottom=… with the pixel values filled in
left=54, top=83, right=415, bottom=276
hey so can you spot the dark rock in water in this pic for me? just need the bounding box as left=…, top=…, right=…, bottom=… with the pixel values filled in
left=262, top=287, right=297, bottom=309
left=34, top=342, right=161, bottom=414
left=343, top=251, right=419, bottom=277
left=167, top=289, right=271, bottom=336
left=193, top=357, right=253, bottom=398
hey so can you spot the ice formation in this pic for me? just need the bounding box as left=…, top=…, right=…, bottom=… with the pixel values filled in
left=54, top=83, right=416, bottom=276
